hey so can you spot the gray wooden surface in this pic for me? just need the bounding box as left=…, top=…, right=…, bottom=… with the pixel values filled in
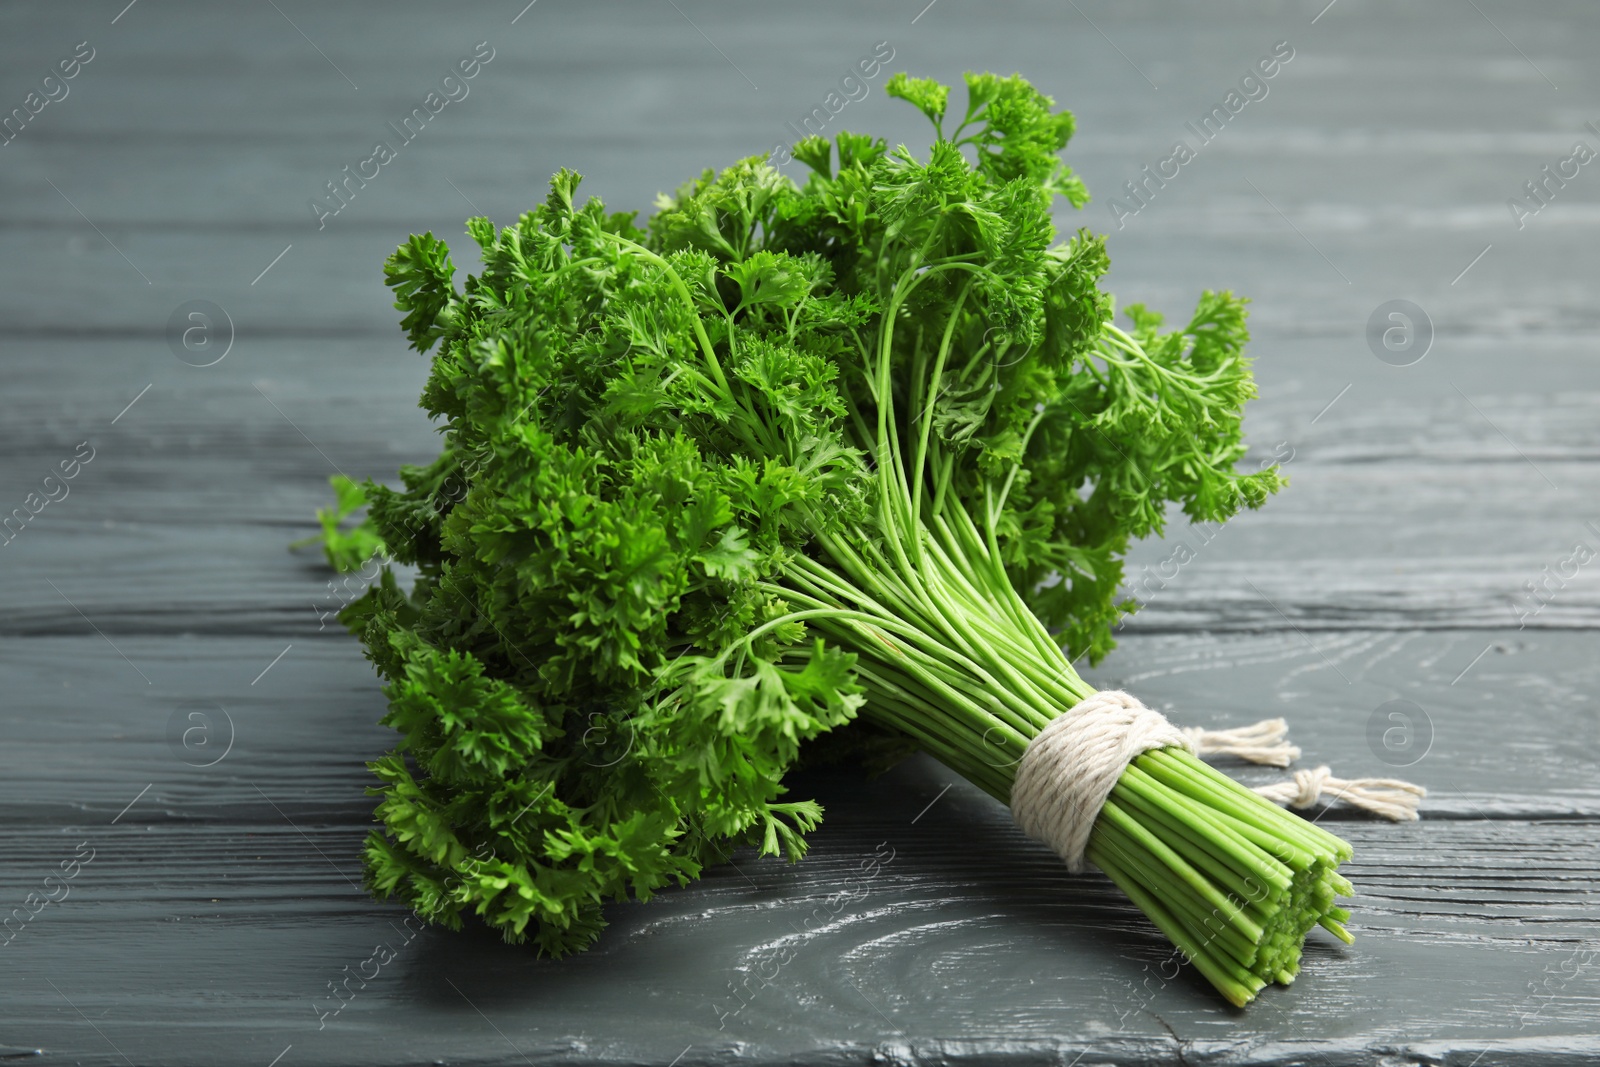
left=3, top=1, right=1598, bottom=1064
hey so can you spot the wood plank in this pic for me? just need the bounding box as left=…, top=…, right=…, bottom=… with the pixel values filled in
left=2, top=1, right=1596, bottom=339
left=1, top=740, right=1596, bottom=1066
left=3, top=629, right=1596, bottom=822
left=4, top=335, right=1600, bottom=636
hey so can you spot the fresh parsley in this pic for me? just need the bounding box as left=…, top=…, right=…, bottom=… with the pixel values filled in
left=314, top=72, right=1353, bottom=1005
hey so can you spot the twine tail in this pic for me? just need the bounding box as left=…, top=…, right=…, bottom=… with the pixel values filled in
left=1253, top=766, right=1426, bottom=822
left=1182, top=717, right=1302, bottom=768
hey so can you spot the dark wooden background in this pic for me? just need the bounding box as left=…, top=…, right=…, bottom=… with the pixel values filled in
left=3, top=2, right=1598, bottom=1064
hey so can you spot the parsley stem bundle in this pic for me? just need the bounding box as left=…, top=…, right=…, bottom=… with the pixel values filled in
left=765, top=448, right=1352, bottom=1005
left=324, top=71, right=1349, bottom=1006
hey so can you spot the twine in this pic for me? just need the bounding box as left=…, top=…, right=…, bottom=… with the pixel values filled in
left=1253, top=766, right=1425, bottom=822
left=1010, top=690, right=1188, bottom=873
left=1010, top=690, right=1425, bottom=870
left=1182, top=718, right=1300, bottom=768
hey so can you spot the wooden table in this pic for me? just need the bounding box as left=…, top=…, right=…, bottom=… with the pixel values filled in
left=3, top=2, right=1597, bottom=1063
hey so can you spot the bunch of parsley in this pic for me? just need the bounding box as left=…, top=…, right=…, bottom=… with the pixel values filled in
left=320, top=72, right=1350, bottom=1004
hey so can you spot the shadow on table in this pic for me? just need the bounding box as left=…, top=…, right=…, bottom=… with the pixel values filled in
left=389, top=754, right=1251, bottom=1016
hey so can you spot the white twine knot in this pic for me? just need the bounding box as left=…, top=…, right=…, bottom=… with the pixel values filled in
left=1011, top=692, right=1428, bottom=872
left=1010, top=690, right=1189, bottom=873
left=1180, top=717, right=1301, bottom=768
left=1252, top=765, right=1426, bottom=822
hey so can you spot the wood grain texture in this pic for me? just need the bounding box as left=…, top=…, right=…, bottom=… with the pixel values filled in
left=2, top=1, right=1598, bottom=1064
